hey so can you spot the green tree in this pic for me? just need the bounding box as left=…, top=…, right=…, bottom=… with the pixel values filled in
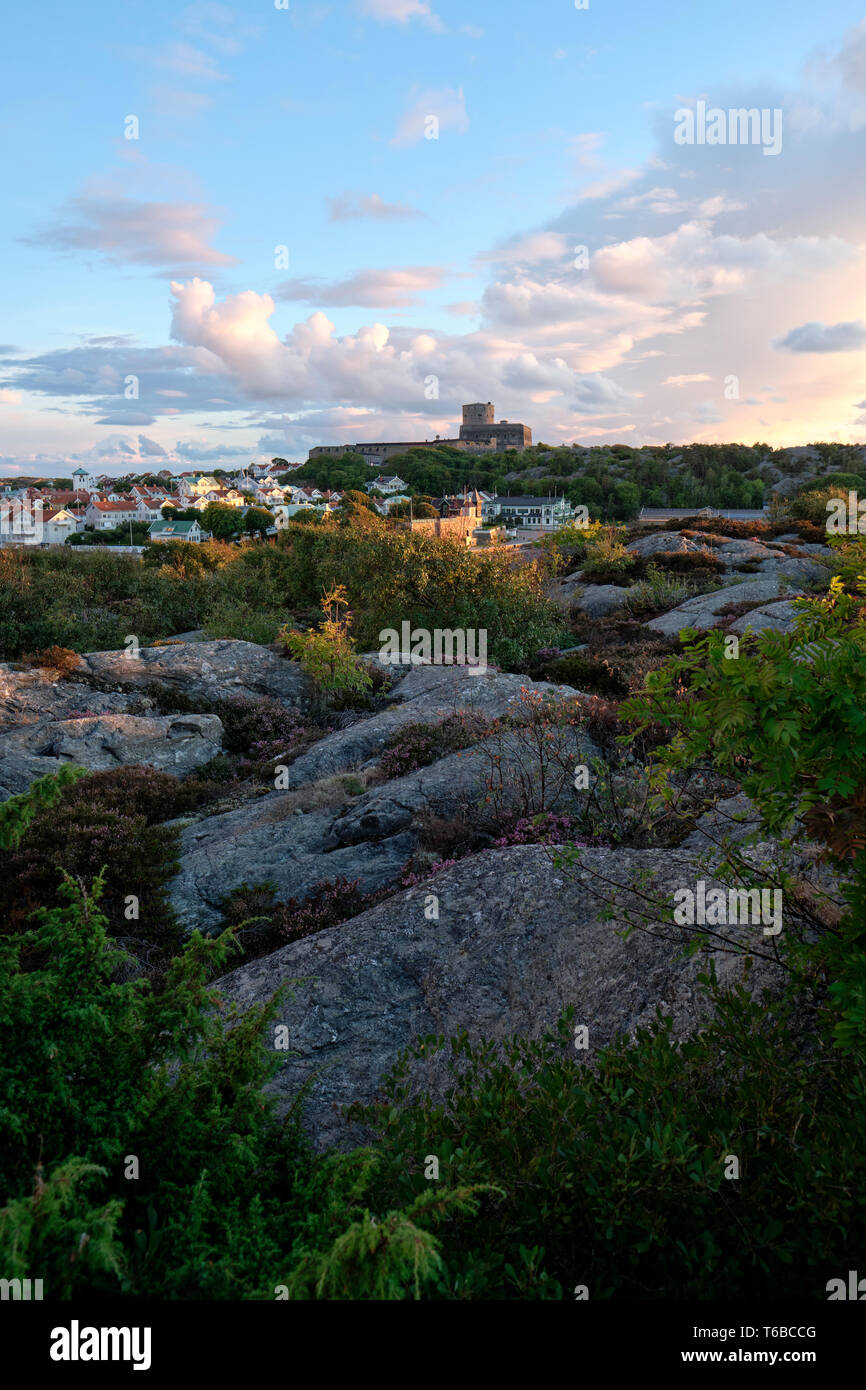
left=244, top=506, right=272, bottom=536
left=201, top=502, right=244, bottom=540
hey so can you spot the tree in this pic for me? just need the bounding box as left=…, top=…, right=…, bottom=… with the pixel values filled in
left=388, top=500, right=439, bottom=520
left=338, top=489, right=379, bottom=516
left=244, top=506, right=272, bottom=536
left=200, top=503, right=244, bottom=540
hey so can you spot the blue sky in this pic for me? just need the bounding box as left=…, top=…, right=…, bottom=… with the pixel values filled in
left=3, top=0, right=866, bottom=473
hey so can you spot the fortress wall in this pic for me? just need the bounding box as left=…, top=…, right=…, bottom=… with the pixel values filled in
left=402, top=514, right=477, bottom=540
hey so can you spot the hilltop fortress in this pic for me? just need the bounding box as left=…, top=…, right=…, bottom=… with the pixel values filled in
left=308, top=402, right=532, bottom=464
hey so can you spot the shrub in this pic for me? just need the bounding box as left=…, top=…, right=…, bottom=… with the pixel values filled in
left=218, top=695, right=312, bottom=760
left=276, top=877, right=388, bottom=943
left=536, top=652, right=629, bottom=700
left=477, top=689, right=590, bottom=823
left=279, top=585, right=373, bottom=702
left=214, top=875, right=398, bottom=959
left=378, top=712, right=488, bottom=779
left=622, top=574, right=866, bottom=1049
left=650, top=549, right=725, bottom=574
left=18, top=645, right=83, bottom=676
left=0, top=767, right=88, bottom=850
left=492, top=812, right=587, bottom=847
left=624, top=565, right=720, bottom=616
left=340, top=982, right=866, bottom=1298
left=0, top=876, right=324, bottom=1298
left=0, top=767, right=200, bottom=956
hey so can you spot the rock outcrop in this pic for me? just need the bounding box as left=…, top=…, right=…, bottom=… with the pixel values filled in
left=0, top=712, right=224, bottom=799
left=214, top=844, right=788, bottom=1150
left=0, top=639, right=311, bottom=800
left=645, top=577, right=806, bottom=636
left=168, top=663, right=594, bottom=932
left=81, top=639, right=314, bottom=707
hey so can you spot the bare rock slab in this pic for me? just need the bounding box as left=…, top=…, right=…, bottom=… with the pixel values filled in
left=646, top=578, right=804, bottom=636
left=82, top=639, right=314, bottom=709
left=214, top=844, right=787, bottom=1151
left=0, top=713, right=224, bottom=797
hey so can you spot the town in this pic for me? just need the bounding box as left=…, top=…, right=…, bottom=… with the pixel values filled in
left=0, top=402, right=578, bottom=549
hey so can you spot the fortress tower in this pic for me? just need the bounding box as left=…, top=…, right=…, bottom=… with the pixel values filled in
left=462, top=402, right=495, bottom=429
left=459, top=401, right=532, bottom=451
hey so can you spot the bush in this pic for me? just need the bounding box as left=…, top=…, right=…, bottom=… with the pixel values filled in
left=18, top=645, right=83, bottom=676
left=279, top=585, right=373, bottom=702
left=623, top=573, right=866, bottom=1050
left=0, top=876, right=322, bottom=1298
left=0, top=767, right=203, bottom=958
left=378, top=712, right=488, bottom=779
left=650, top=549, right=725, bottom=574
left=340, top=982, right=866, bottom=1298
left=218, top=695, right=312, bottom=760
left=537, top=652, right=629, bottom=700
left=215, top=875, right=394, bottom=958
left=624, top=565, right=721, bottom=616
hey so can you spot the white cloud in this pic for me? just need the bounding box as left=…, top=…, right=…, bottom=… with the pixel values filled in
left=24, top=197, right=237, bottom=271
left=274, top=266, right=448, bottom=307
left=391, top=87, right=468, bottom=146
left=157, top=42, right=227, bottom=80
left=327, top=191, right=425, bottom=221
left=359, top=0, right=441, bottom=29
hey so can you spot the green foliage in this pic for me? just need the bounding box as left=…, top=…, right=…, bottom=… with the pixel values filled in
left=0, top=875, right=304, bottom=1298
left=623, top=564, right=721, bottom=616
left=342, top=988, right=866, bottom=1298
left=0, top=516, right=565, bottom=670
left=244, top=506, right=272, bottom=535
left=286, top=1186, right=495, bottom=1299
left=0, top=766, right=87, bottom=849
left=0, top=1160, right=125, bottom=1297
left=0, top=766, right=201, bottom=953
left=279, top=585, right=373, bottom=697
left=581, top=527, right=639, bottom=583
left=69, top=521, right=151, bottom=546
left=200, top=502, right=244, bottom=539
left=0, top=546, right=208, bottom=658
left=622, top=574, right=866, bottom=1049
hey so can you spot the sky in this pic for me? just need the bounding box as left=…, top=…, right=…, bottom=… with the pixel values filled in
left=3, top=0, right=866, bottom=476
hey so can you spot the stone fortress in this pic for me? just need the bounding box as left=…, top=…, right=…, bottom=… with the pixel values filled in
left=308, top=402, right=532, bottom=464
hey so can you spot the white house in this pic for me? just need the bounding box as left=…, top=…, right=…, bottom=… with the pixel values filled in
left=365, top=474, right=407, bottom=495
left=176, top=473, right=219, bottom=501
left=379, top=494, right=413, bottom=512
left=136, top=498, right=168, bottom=523
left=86, top=499, right=140, bottom=530
left=272, top=503, right=327, bottom=528
left=148, top=517, right=205, bottom=544
left=491, top=496, right=575, bottom=530
left=42, top=508, right=87, bottom=544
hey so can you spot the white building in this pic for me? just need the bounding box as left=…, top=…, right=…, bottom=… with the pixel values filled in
left=365, top=474, right=407, bottom=495
left=86, top=499, right=140, bottom=530
left=71, top=467, right=98, bottom=495
left=42, top=508, right=87, bottom=544
left=136, top=498, right=169, bottom=523
left=491, top=496, right=575, bottom=530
